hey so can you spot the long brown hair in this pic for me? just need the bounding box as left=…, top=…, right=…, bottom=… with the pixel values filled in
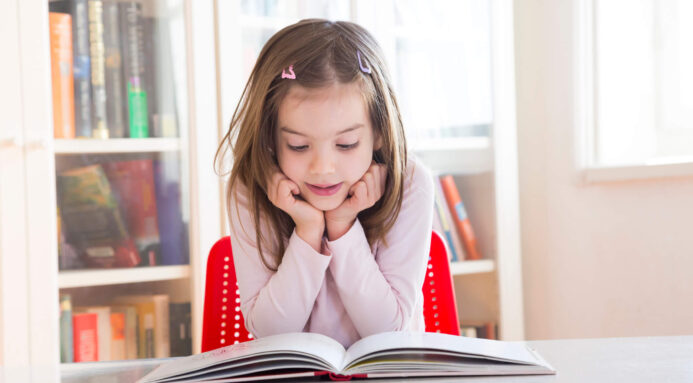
left=215, top=19, right=408, bottom=271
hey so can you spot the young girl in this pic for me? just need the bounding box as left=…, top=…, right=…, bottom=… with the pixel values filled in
left=215, top=19, right=434, bottom=348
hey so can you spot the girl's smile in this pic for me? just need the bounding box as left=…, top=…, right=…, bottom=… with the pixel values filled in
left=305, top=182, right=343, bottom=196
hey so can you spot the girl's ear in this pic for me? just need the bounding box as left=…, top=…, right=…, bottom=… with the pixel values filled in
left=374, top=132, right=383, bottom=151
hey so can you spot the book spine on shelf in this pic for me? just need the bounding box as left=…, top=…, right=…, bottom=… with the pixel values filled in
left=143, top=15, right=178, bottom=137
left=82, top=306, right=112, bottom=361
left=102, top=0, right=127, bottom=138
left=69, top=0, right=94, bottom=137
left=87, top=0, right=109, bottom=138
left=49, top=12, right=76, bottom=139
left=153, top=157, right=187, bottom=265
left=433, top=174, right=465, bottom=261
left=112, top=294, right=170, bottom=358
left=59, top=294, right=74, bottom=363
left=119, top=2, right=149, bottom=138
left=111, top=305, right=138, bottom=359
left=169, top=302, right=192, bottom=357
left=110, top=312, right=126, bottom=360
left=72, top=312, right=98, bottom=362
left=440, top=175, right=482, bottom=260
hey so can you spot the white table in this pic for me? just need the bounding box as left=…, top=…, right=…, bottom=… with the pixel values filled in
left=4, top=335, right=692, bottom=382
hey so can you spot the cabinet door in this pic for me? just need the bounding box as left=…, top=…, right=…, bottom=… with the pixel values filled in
left=0, top=0, right=30, bottom=367
left=20, top=0, right=222, bottom=364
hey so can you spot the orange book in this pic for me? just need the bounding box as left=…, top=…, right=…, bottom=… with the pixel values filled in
left=72, top=312, right=98, bottom=362
left=439, top=175, right=482, bottom=260
left=110, top=312, right=126, bottom=360
left=49, top=12, right=75, bottom=139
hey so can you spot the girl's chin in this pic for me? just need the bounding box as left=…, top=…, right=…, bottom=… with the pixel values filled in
left=305, top=195, right=345, bottom=212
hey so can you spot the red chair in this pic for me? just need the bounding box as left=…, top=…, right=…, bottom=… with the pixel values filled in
left=201, top=231, right=460, bottom=352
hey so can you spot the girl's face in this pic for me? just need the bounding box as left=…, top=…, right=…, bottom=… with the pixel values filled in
left=275, top=82, right=380, bottom=211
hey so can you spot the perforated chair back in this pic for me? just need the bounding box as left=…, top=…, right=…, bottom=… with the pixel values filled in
left=423, top=231, right=461, bottom=335
left=201, top=237, right=253, bottom=352
left=201, top=231, right=460, bottom=352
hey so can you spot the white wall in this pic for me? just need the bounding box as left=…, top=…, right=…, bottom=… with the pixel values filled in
left=515, top=0, right=693, bottom=340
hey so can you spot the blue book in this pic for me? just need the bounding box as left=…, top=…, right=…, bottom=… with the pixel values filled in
left=153, top=156, right=188, bottom=265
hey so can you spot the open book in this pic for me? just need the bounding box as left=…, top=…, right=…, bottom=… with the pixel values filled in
left=139, top=331, right=555, bottom=382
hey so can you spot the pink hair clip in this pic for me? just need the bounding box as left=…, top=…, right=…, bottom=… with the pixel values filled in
left=281, top=65, right=296, bottom=79
left=357, top=51, right=371, bottom=74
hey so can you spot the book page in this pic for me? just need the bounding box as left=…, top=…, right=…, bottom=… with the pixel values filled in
left=140, top=333, right=345, bottom=383
left=343, top=332, right=544, bottom=370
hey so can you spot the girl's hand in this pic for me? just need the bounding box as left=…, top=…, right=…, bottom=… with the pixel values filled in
left=267, top=169, right=325, bottom=253
left=325, top=162, right=387, bottom=241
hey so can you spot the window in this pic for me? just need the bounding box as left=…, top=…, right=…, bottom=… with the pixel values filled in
left=217, top=0, right=494, bottom=148
left=588, top=0, right=693, bottom=168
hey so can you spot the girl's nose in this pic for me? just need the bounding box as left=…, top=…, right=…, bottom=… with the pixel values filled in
left=309, top=149, right=336, bottom=175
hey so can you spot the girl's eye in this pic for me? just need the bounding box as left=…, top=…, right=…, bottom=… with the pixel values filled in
left=337, top=142, right=359, bottom=150
left=287, top=144, right=308, bottom=152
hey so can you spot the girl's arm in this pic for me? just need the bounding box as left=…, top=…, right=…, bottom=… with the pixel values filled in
left=325, top=161, right=435, bottom=338
left=229, top=185, right=331, bottom=338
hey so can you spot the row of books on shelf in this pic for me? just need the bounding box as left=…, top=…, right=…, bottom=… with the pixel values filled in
left=49, top=0, right=178, bottom=140
left=432, top=174, right=482, bottom=262
left=59, top=294, right=191, bottom=363
left=57, top=157, right=188, bottom=270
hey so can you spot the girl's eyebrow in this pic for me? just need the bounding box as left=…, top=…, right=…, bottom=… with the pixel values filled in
left=280, top=124, right=364, bottom=137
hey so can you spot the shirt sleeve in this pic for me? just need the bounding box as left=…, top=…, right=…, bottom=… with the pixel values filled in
left=325, top=160, right=435, bottom=338
left=228, top=185, right=331, bottom=337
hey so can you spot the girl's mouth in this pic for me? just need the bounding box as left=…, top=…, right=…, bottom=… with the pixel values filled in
left=306, top=182, right=343, bottom=196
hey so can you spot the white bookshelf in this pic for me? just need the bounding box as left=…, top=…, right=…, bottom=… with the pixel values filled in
left=449, top=260, right=495, bottom=276
left=58, top=266, right=191, bottom=289
left=2, top=0, right=223, bottom=366
left=54, top=138, right=181, bottom=154
left=411, top=137, right=492, bottom=175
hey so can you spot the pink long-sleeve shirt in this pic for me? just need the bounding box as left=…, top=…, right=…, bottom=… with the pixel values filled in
left=228, top=156, right=434, bottom=348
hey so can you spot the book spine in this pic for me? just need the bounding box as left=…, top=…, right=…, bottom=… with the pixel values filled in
left=169, top=302, right=191, bottom=357
left=83, top=306, right=111, bottom=361
left=102, top=1, right=127, bottom=138
left=72, top=312, right=98, bottom=362
left=110, top=312, right=126, bottom=360
left=59, top=294, right=74, bottom=363
left=143, top=311, right=155, bottom=358
left=440, top=175, right=482, bottom=260
left=119, top=2, right=149, bottom=138
left=153, top=158, right=187, bottom=265
left=142, top=16, right=159, bottom=137
left=49, top=12, right=76, bottom=139
left=111, top=305, right=138, bottom=359
left=87, top=0, right=109, bottom=138
left=155, top=296, right=171, bottom=358
left=70, top=0, right=93, bottom=137
left=433, top=174, right=465, bottom=261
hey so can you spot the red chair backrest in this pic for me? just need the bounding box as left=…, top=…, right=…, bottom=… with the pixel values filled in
left=201, top=237, right=252, bottom=352
left=201, top=231, right=460, bottom=352
left=423, top=231, right=461, bottom=335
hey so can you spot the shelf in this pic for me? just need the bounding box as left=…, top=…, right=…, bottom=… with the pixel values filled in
left=411, top=136, right=492, bottom=174
left=59, top=265, right=190, bottom=288
left=449, top=259, right=495, bottom=276
left=54, top=138, right=181, bottom=154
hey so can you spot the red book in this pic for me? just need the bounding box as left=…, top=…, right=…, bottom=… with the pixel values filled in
left=49, top=12, right=75, bottom=139
left=439, top=175, right=482, bottom=260
left=72, top=312, right=98, bottom=362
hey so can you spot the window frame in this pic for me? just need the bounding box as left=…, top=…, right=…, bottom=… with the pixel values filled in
left=577, top=0, right=693, bottom=183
